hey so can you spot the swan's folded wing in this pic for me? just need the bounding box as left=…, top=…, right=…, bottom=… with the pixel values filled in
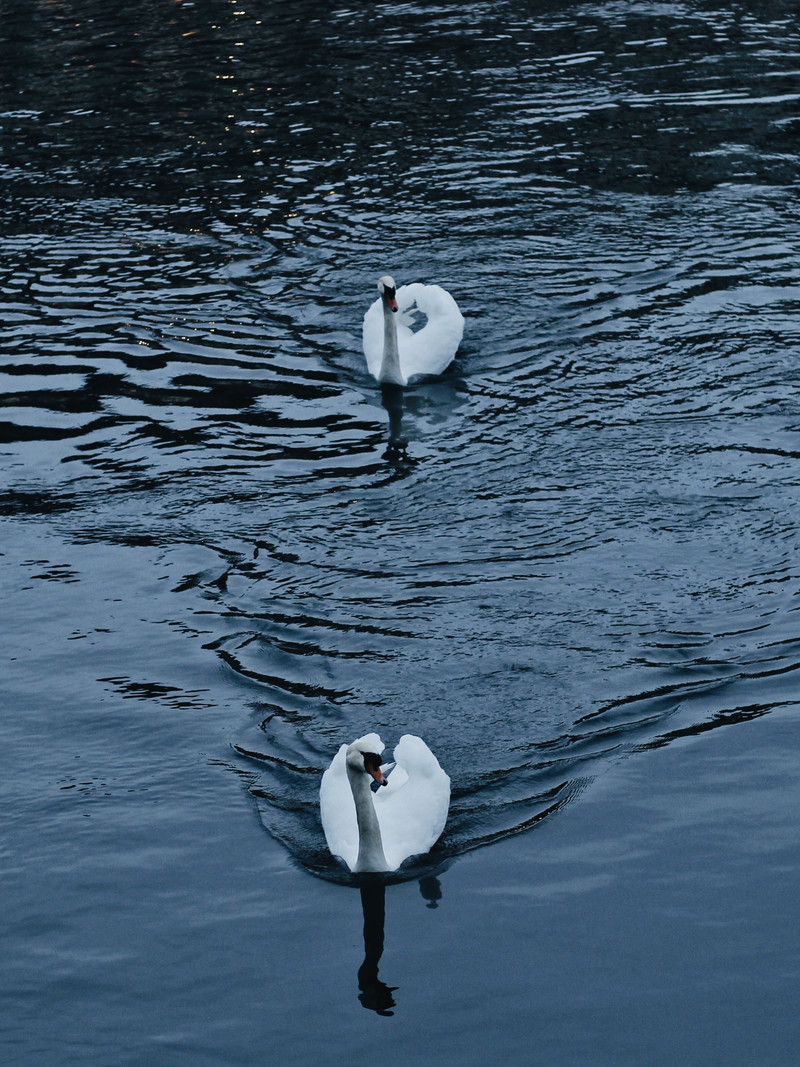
left=362, top=297, right=385, bottom=380
left=319, top=744, right=358, bottom=870
left=397, top=284, right=464, bottom=381
left=374, top=734, right=451, bottom=870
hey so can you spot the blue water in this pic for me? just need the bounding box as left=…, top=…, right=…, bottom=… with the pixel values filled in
left=2, top=1, right=800, bottom=1062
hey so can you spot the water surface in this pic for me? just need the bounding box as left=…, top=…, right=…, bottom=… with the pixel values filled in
left=2, top=1, right=800, bottom=1062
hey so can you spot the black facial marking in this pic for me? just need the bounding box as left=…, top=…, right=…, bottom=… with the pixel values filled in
left=363, top=752, right=382, bottom=774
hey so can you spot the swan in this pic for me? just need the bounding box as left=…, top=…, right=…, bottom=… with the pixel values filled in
left=362, top=276, right=464, bottom=386
left=320, top=733, right=451, bottom=873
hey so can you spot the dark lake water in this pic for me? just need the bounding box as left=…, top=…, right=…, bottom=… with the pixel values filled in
left=3, top=0, right=800, bottom=1062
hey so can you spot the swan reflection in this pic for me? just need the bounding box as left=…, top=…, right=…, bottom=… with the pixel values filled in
left=380, top=383, right=410, bottom=463
left=356, top=874, right=445, bottom=1015
left=418, top=874, right=443, bottom=909
left=357, top=883, right=396, bottom=1015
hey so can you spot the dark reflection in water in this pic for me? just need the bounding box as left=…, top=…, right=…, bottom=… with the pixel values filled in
left=380, top=382, right=413, bottom=465
left=355, top=876, right=445, bottom=1014
left=4, top=0, right=800, bottom=206
left=419, top=875, right=443, bottom=910
left=358, top=884, right=397, bottom=1016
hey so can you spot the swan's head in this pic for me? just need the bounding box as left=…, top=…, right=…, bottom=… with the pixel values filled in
left=346, top=739, right=388, bottom=787
left=377, top=275, right=398, bottom=313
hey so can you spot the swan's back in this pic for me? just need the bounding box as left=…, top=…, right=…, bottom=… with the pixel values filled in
left=362, top=282, right=464, bottom=383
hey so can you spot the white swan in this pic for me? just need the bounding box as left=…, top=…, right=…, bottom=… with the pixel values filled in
left=362, top=276, right=464, bottom=386
left=320, top=733, right=451, bottom=873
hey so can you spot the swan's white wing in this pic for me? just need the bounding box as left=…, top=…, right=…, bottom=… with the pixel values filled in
left=373, top=734, right=450, bottom=870
left=320, top=743, right=358, bottom=870
left=396, top=284, right=464, bottom=381
left=362, top=297, right=385, bottom=380
left=320, top=733, right=384, bottom=871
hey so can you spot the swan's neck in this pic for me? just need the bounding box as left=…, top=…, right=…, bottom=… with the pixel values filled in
left=348, top=766, right=389, bottom=872
left=379, top=301, right=404, bottom=386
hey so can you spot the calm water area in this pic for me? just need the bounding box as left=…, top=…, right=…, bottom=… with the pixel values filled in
left=2, top=0, right=800, bottom=1062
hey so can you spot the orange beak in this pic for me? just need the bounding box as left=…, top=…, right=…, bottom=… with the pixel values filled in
left=368, top=766, right=387, bottom=786
left=364, top=752, right=388, bottom=786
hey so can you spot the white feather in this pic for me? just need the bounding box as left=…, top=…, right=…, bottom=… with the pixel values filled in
left=320, top=733, right=450, bottom=872
left=363, top=281, right=464, bottom=384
